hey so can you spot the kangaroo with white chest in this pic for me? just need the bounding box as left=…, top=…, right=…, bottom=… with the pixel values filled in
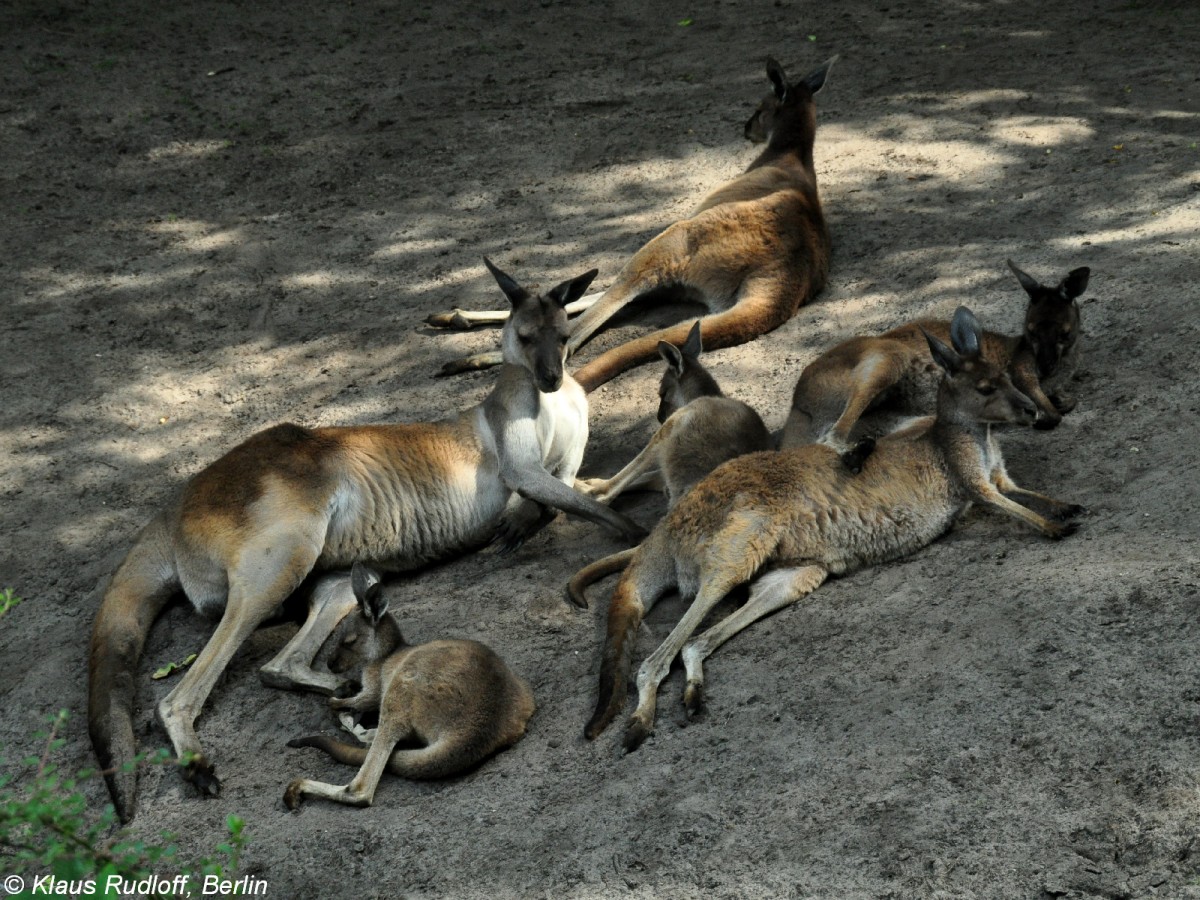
left=586, top=307, right=1086, bottom=752
left=88, top=258, right=643, bottom=821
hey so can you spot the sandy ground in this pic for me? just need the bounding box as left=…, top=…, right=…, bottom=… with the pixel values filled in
left=3, top=0, right=1200, bottom=897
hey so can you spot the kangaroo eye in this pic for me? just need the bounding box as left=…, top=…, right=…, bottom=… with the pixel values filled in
left=978, top=384, right=996, bottom=396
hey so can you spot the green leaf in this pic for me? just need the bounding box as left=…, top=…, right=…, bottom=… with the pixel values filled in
left=678, top=17, right=693, bottom=26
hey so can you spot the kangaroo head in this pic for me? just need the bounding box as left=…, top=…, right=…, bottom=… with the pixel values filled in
left=744, top=55, right=836, bottom=145
left=1008, top=260, right=1088, bottom=379
left=655, top=321, right=721, bottom=422
left=925, top=307, right=1038, bottom=427
left=487, top=257, right=597, bottom=393
left=322, top=563, right=404, bottom=678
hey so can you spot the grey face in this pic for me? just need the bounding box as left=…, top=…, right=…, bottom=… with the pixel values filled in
left=510, top=297, right=569, bottom=393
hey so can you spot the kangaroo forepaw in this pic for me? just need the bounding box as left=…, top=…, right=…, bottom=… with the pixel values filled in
left=683, top=682, right=705, bottom=718
left=1050, top=394, right=1077, bottom=415
left=839, top=437, right=876, bottom=474
left=1033, top=412, right=1063, bottom=431
left=283, top=779, right=306, bottom=811
left=1056, top=503, right=1088, bottom=521
left=181, top=756, right=220, bottom=798
left=622, top=717, right=652, bottom=753
left=1047, top=520, right=1080, bottom=540
left=424, top=309, right=476, bottom=330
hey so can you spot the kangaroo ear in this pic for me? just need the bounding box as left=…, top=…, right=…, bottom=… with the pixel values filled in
left=350, top=563, right=387, bottom=625
left=1007, top=259, right=1042, bottom=298
left=658, top=340, right=685, bottom=375
left=802, top=56, right=837, bottom=95
left=922, top=327, right=962, bottom=375
left=1060, top=266, right=1090, bottom=299
left=949, top=306, right=983, bottom=358
left=547, top=268, right=599, bottom=309
left=682, top=320, right=703, bottom=359
left=765, top=57, right=789, bottom=100
left=483, top=257, right=529, bottom=308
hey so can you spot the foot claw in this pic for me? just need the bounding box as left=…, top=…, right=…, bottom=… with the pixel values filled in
left=425, top=309, right=475, bottom=330
left=622, top=718, right=651, bottom=753
left=683, top=683, right=704, bottom=718
left=182, top=756, right=221, bottom=798
left=283, top=780, right=305, bottom=811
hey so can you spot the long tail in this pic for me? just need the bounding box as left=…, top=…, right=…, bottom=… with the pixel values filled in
left=289, top=733, right=495, bottom=780
left=584, top=573, right=646, bottom=740
left=87, top=516, right=178, bottom=823
left=573, top=293, right=793, bottom=393
left=566, top=548, right=637, bottom=609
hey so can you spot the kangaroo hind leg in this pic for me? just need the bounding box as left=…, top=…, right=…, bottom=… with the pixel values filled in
left=161, top=534, right=323, bottom=797
left=285, top=717, right=411, bottom=810
left=681, top=564, right=827, bottom=716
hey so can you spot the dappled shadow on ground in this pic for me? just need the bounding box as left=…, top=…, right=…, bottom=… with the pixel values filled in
left=1, top=0, right=1199, bottom=896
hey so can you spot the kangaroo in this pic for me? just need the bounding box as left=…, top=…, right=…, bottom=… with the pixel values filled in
left=780, top=261, right=1090, bottom=450
left=284, top=563, right=535, bottom=810
left=585, top=307, right=1085, bottom=752
left=568, top=321, right=772, bottom=607
left=88, top=258, right=644, bottom=822
left=427, top=56, right=835, bottom=392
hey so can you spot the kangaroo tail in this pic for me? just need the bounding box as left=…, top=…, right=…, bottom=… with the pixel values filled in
left=573, top=295, right=793, bottom=393
left=566, top=548, right=637, bottom=609
left=584, top=572, right=647, bottom=740
left=289, top=733, right=503, bottom=781
left=87, top=517, right=178, bottom=823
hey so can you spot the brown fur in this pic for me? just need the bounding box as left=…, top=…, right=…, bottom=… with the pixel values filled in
left=585, top=307, right=1085, bottom=751
left=284, top=566, right=535, bottom=810
left=88, top=260, right=642, bottom=822
left=570, top=321, right=771, bottom=607
left=781, top=261, right=1090, bottom=450
left=429, top=57, right=836, bottom=392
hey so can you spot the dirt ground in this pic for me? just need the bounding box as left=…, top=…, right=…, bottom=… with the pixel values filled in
left=3, top=0, right=1200, bottom=897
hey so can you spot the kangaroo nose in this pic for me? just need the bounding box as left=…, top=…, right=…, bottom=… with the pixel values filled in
left=538, top=364, right=563, bottom=392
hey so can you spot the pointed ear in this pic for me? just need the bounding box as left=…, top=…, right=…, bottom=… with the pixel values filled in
left=802, top=56, right=837, bottom=95
left=350, top=562, right=387, bottom=625
left=922, top=327, right=962, bottom=375
left=658, top=340, right=685, bottom=375
left=949, top=306, right=983, bottom=358
left=1060, top=266, right=1090, bottom=299
left=682, top=320, right=703, bottom=359
left=765, top=57, right=789, bottom=101
left=1007, top=259, right=1041, bottom=298
left=483, top=256, right=528, bottom=308
left=547, top=268, right=599, bottom=309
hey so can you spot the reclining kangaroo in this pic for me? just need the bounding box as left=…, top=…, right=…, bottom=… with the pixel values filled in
left=585, top=307, right=1085, bottom=751
left=780, top=260, right=1090, bottom=450
left=284, top=563, right=535, bottom=810
left=88, top=258, right=643, bottom=821
left=428, top=56, right=835, bottom=392
left=568, top=321, right=772, bottom=607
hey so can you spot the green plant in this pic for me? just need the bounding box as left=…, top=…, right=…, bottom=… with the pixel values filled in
left=0, top=711, right=247, bottom=897
left=0, top=588, right=20, bottom=618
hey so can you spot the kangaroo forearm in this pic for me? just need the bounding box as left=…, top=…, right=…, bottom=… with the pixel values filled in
left=505, top=468, right=640, bottom=535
